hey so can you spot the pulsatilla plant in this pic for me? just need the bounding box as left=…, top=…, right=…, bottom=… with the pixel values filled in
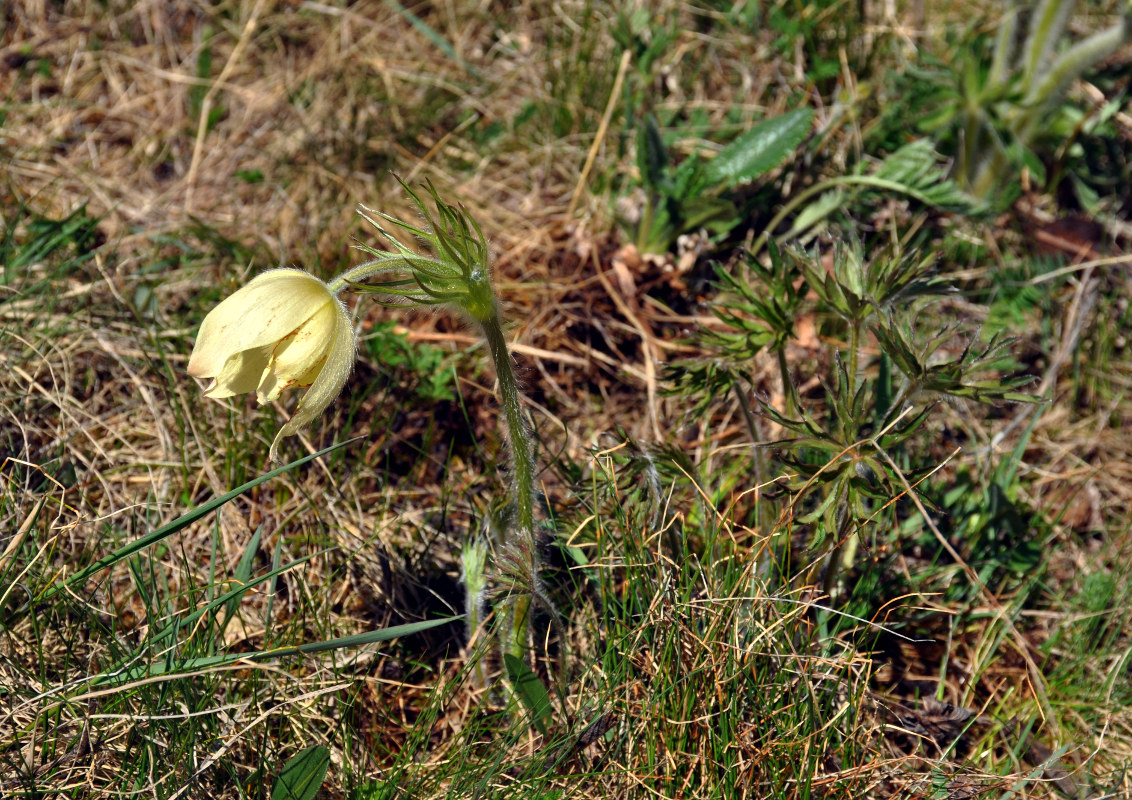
left=910, top=0, right=1131, bottom=200
left=667, top=237, right=1039, bottom=598
left=188, top=179, right=544, bottom=676
left=667, top=242, right=806, bottom=423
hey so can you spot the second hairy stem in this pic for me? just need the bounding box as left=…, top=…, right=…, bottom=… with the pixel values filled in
left=827, top=319, right=864, bottom=597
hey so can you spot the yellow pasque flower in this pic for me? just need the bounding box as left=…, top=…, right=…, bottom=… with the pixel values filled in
left=187, top=268, right=355, bottom=461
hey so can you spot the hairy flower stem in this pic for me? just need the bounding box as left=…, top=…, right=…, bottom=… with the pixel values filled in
left=479, top=311, right=538, bottom=662
left=348, top=179, right=547, bottom=669
left=346, top=184, right=543, bottom=675
left=733, top=382, right=771, bottom=538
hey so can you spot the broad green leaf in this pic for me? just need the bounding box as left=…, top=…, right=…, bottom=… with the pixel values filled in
left=272, top=745, right=330, bottom=800
left=704, top=107, right=812, bottom=187
left=504, top=654, right=553, bottom=736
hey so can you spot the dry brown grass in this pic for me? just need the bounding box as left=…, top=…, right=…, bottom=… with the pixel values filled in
left=0, top=2, right=781, bottom=795
left=2, top=0, right=1131, bottom=797
left=0, top=0, right=781, bottom=443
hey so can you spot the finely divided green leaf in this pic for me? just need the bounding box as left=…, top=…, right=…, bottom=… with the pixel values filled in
left=873, top=140, right=975, bottom=211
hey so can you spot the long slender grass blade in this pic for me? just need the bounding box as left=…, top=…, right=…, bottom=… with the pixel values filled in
left=42, top=438, right=362, bottom=599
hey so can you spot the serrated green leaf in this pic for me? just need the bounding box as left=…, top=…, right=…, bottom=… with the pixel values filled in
left=272, top=745, right=330, bottom=800
left=704, top=107, right=812, bottom=187
left=504, top=653, right=553, bottom=736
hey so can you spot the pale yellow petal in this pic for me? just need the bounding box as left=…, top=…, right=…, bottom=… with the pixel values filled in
left=188, top=270, right=333, bottom=379
left=255, top=303, right=337, bottom=404
left=202, top=346, right=272, bottom=399
left=270, top=298, right=356, bottom=462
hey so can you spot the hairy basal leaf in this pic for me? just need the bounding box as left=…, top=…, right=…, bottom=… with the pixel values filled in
left=704, top=107, right=812, bottom=187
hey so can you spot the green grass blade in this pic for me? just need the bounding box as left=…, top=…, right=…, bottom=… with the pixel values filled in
left=42, top=438, right=362, bottom=599
left=272, top=745, right=330, bottom=800
left=144, top=550, right=327, bottom=652
left=382, top=0, right=481, bottom=78
left=99, top=616, right=460, bottom=684
left=217, top=524, right=262, bottom=636
left=504, top=653, right=553, bottom=736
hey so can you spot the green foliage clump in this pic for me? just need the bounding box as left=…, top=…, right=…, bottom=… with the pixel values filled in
left=667, top=234, right=1040, bottom=602
left=878, top=0, right=1132, bottom=202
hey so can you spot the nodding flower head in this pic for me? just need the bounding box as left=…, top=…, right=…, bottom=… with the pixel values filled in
left=187, top=268, right=355, bottom=461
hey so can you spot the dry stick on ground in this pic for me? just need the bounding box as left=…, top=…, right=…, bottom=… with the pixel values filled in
left=590, top=248, right=664, bottom=441
left=184, top=0, right=266, bottom=213
left=406, top=330, right=590, bottom=367
left=567, top=50, right=631, bottom=221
